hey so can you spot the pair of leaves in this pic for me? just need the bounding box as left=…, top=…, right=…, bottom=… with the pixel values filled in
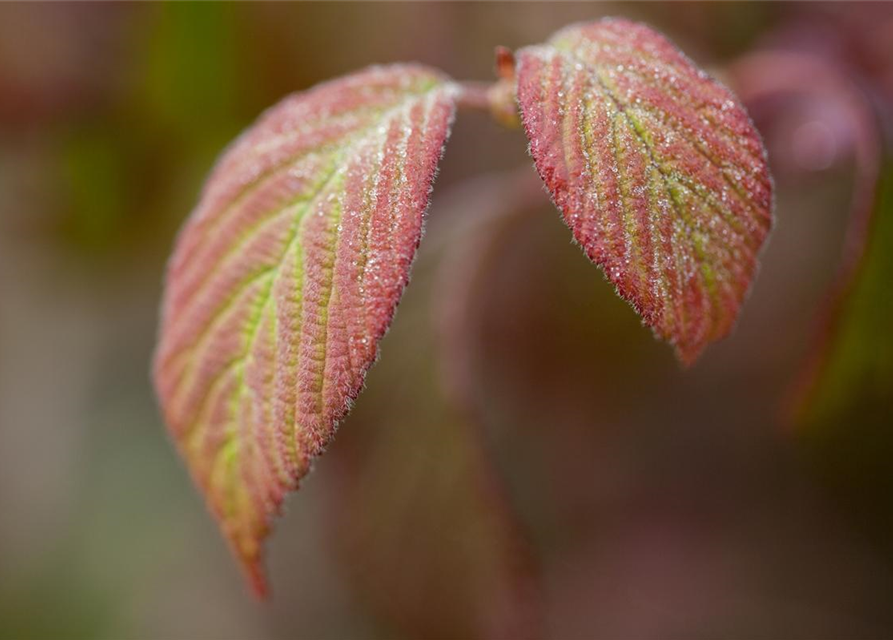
left=153, top=18, right=773, bottom=594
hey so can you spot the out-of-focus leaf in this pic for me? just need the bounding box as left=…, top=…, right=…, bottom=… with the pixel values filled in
left=516, top=18, right=773, bottom=364
left=795, top=162, right=893, bottom=422
left=731, top=45, right=893, bottom=528
left=730, top=50, right=881, bottom=270
left=332, top=409, right=541, bottom=640
left=328, top=241, right=542, bottom=639
left=793, top=162, right=893, bottom=518
left=432, top=168, right=548, bottom=412
left=153, top=64, right=457, bottom=595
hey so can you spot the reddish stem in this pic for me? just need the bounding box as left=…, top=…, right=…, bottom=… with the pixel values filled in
left=456, top=81, right=496, bottom=111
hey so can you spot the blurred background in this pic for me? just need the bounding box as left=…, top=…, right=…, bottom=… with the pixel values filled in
left=1, top=3, right=892, bottom=638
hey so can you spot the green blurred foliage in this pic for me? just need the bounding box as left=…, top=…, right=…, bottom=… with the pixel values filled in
left=58, top=126, right=131, bottom=253
left=140, top=4, right=247, bottom=134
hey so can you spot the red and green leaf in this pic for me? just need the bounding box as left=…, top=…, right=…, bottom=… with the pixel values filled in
left=516, top=18, right=773, bottom=364
left=152, top=64, right=456, bottom=595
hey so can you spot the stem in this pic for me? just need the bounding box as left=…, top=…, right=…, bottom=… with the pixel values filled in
left=455, top=79, right=521, bottom=129
left=456, top=81, right=494, bottom=111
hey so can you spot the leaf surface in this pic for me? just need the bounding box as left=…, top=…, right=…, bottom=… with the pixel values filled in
left=153, top=64, right=456, bottom=594
left=516, top=18, right=773, bottom=363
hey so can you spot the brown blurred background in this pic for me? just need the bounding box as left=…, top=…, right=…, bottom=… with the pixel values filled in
left=1, top=3, right=892, bottom=639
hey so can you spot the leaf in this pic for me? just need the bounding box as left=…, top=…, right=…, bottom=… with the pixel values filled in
left=152, top=64, right=457, bottom=595
left=332, top=410, right=541, bottom=640
left=515, top=18, right=773, bottom=364
left=327, top=226, right=542, bottom=639
left=793, top=162, right=893, bottom=517
left=729, top=46, right=893, bottom=525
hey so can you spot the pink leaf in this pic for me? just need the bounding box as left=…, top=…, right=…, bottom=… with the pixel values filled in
left=516, top=18, right=773, bottom=364
left=152, top=64, right=456, bottom=595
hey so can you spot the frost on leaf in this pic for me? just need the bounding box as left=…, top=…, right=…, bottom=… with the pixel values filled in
left=152, top=64, right=456, bottom=595
left=516, top=18, right=773, bottom=363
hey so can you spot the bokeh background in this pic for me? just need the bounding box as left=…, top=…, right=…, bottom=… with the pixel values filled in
left=1, top=3, right=892, bottom=639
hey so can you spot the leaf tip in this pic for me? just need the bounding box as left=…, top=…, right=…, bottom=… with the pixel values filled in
left=224, top=521, right=272, bottom=598
left=674, top=342, right=705, bottom=368
left=243, top=557, right=270, bottom=600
